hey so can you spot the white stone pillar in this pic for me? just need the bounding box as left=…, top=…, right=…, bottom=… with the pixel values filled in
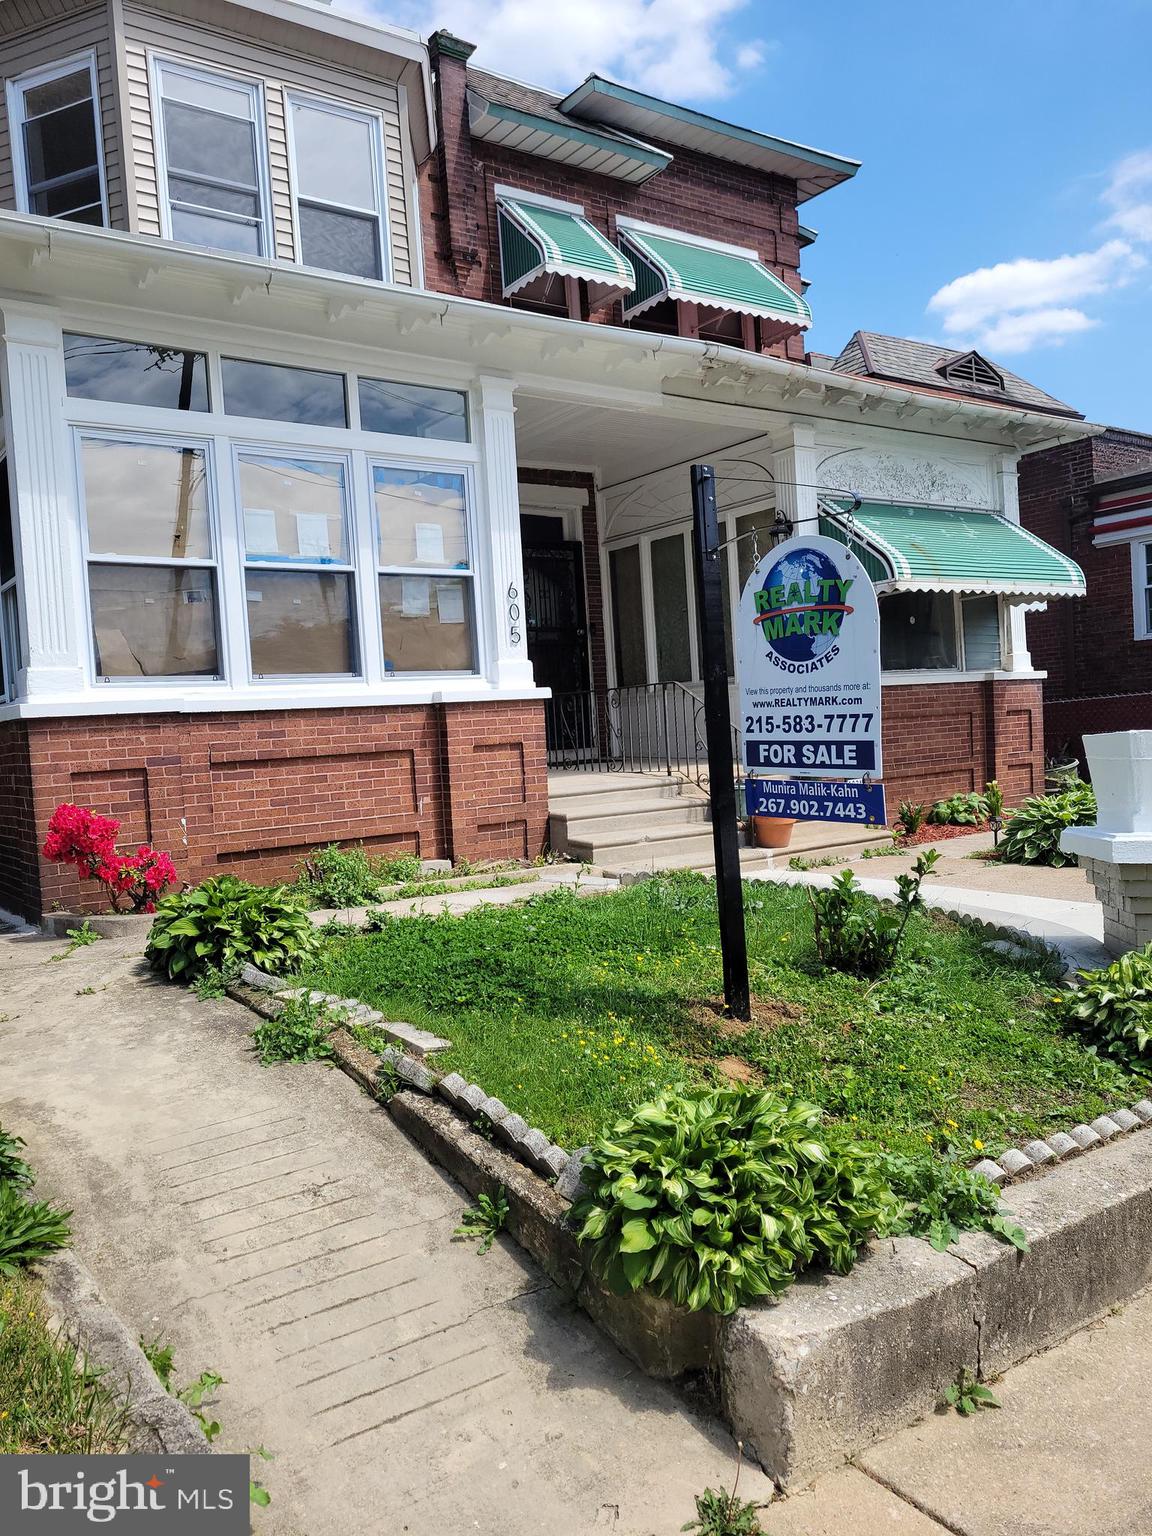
left=1063, top=731, right=1152, bottom=954
left=0, top=304, right=88, bottom=697
left=475, top=374, right=534, bottom=690
left=771, top=422, right=819, bottom=537
left=995, top=451, right=1033, bottom=673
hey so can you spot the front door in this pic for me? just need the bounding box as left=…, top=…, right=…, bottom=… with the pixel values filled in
left=522, top=535, right=590, bottom=751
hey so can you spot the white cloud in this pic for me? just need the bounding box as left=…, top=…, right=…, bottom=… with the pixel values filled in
left=368, top=0, right=768, bottom=100
left=1103, top=149, right=1152, bottom=242
left=971, top=307, right=1099, bottom=355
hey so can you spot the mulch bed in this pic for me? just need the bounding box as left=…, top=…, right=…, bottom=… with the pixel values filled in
left=892, top=821, right=989, bottom=848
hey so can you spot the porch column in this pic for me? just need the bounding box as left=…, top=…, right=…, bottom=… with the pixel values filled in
left=996, top=451, right=1034, bottom=673
left=476, top=374, right=534, bottom=690
left=771, top=422, right=819, bottom=537
left=0, top=304, right=88, bottom=697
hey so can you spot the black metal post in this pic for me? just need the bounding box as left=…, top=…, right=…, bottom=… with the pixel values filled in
left=690, top=463, right=751, bottom=1021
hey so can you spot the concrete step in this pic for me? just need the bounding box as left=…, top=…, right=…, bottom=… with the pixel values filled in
left=598, top=844, right=777, bottom=876
left=568, top=824, right=717, bottom=864
left=548, top=773, right=697, bottom=807
left=592, top=821, right=891, bottom=876
left=553, top=796, right=712, bottom=840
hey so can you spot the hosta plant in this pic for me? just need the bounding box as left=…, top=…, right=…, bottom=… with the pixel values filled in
left=999, top=783, right=1096, bottom=868
left=145, top=877, right=320, bottom=982
left=1050, top=944, right=1152, bottom=1068
left=928, top=792, right=988, bottom=827
left=571, top=1088, right=899, bottom=1315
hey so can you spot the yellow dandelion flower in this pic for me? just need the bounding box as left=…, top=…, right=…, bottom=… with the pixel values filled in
left=973, top=1138, right=985, bottom=1151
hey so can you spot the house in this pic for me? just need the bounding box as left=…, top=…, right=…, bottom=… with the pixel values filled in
left=0, top=0, right=1094, bottom=920
left=1019, top=427, right=1152, bottom=762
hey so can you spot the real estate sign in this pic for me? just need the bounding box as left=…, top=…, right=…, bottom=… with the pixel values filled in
left=736, top=533, right=883, bottom=819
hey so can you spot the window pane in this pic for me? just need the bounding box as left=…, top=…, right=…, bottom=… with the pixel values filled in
left=221, top=358, right=348, bottom=426
left=66, top=201, right=107, bottom=226
left=880, top=592, right=958, bottom=671
left=81, top=439, right=211, bottom=559
left=90, top=565, right=218, bottom=677
left=609, top=545, right=645, bottom=686
left=961, top=596, right=1001, bottom=670
left=650, top=533, right=692, bottom=682
left=24, top=69, right=92, bottom=119
left=0, top=461, right=15, bottom=583
left=374, top=468, right=468, bottom=568
left=291, top=101, right=377, bottom=208
left=380, top=575, right=475, bottom=673
left=736, top=508, right=776, bottom=591
left=64, top=335, right=209, bottom=411
left=358, top=379, right=469, bottom=441
left=171, top=206, right=261, bottom=253
left=168, top=176, right=259, bottom=218
left=23, top=99, right=98, bottom=185
left=32, top=172, right=103, bottom=218
left=246, top=571, right=355, bottom=676
left=1145, top=544, right=1152, bottom=580
left=299, top=203, right=380, bottom=279
left=162, top=98, right=257, bottom=186
left=239, top=455, right=349, bottom=564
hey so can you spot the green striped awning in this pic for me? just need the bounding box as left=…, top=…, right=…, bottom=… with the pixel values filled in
left=819, top=501, right=1086, bottom=599
left=497, top=197, right=636, bottom=307
left=618, top=227, right=812, bottom=328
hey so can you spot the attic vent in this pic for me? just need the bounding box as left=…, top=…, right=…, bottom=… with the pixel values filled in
left=939, top=350, right=1004, bottom=390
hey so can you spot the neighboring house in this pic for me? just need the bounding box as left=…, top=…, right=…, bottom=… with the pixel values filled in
left=1019, top=428, right=1152, bottom=760
left=0, top=1, right=1093, bottom=919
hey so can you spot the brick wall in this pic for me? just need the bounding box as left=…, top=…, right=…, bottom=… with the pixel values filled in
left=2, top=702, right=547, bottom=920
left=880, top=679, right=1043, bottom=808
left=1020, top=430, right=1152, bottom=757
left=422, top=36, right=806, bottom=362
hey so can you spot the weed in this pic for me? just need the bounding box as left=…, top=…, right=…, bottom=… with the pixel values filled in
left=297, top=844, right=384, bottom=908
left=682, top=1446, right=763, bottom=1534
left=75, top=986, right=97, bottom=997
left=140, top=1336, right=226, bottom=1444
left=454, top=1189, right=509, bottom=1255
left=49, top=922, right=102, bottom=961
left=787, top=855, right=844, bottom=871
left=374, top=1057, right=402, bottom=1103
left=859, top=842, right=907, bottom=859
left=880, top=1151, right=1028, bottom=1252
left=251, top=998, right=336, bottom=1066
left=808, top=851, right=939, bottom=978
left=940, top=1366, right=999, bottom=1416
left=139, top=1334, right=175, bottom=1390
left=0, top=1127, right=32, bottom=1187
left=192, top=959, right=241, bottom=1001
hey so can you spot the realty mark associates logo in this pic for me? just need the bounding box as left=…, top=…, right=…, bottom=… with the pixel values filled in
left=753, top=546, right=854, bottom=666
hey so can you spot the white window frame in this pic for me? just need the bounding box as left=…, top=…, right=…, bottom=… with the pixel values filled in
left=1131, top=539, right=1152, bottom=641
left=233, top=445, right=362, bottom=684
left=6, top=50, right=109, bottom=226
left=372, top=458, right=481, bottom=678
left=73, top=427, right=227, bottom=687
left=149, top=54, right=274, bottom=259
left=285, top=89, right=391, bottom=282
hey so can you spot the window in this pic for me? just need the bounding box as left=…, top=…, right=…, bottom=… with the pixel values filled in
left=879, top=592, right=959, bottom=671
left=374, top=468, right=476, bottom=673
left=287, top=94, right=389, bottom=280
left=650, top=532, right=692, bottom=682
left=1134, top=542, right=1152, bottom=640
left=239, top=454, right=358, bottom=677
left=221, top=358, right=348, bottom=427
left=0, top=461, right=20, bottom=702
left=960, top=595, right=1002, bottom=670
left=79, top=436, right=220, bottom=678
left=358, top=379, right=469, bottom=442
left=154, top=60, right=268, bottom=255
left=8, top=55, right=107, bottom=225
left=609, top=545, right=646, bottom=686
left=64, top=334, right=209, bottom=411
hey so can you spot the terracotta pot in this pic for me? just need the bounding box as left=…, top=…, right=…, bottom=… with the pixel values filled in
left=752, top=816, right=796, bottom=850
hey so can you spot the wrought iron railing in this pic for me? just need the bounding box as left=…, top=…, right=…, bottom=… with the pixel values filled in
left=545, top=681, right=738, bottom=789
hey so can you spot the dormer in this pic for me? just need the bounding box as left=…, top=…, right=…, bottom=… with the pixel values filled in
left=937, top=350, right=1005, bottom=391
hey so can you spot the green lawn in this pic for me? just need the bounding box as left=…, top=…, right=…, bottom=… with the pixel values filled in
left=301, top=875, right=1146, bottom=1155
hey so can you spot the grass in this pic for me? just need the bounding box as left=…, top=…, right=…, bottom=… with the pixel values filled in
left=0, top=1269, right=132, bottom=1453
left=299, top=874, right=1148, bottom=1156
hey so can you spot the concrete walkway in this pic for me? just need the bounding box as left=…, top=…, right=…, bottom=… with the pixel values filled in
left=0, top=927, right=771, bottom=1535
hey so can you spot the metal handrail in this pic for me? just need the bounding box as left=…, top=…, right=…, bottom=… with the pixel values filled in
left=544, top=681, right=740, bottom=791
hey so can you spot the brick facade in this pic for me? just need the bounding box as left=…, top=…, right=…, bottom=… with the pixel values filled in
left=421, top=35, right=807, bottom=362
left=1020, top=430, right=1152, bottom=760
left=0, top=702, right=548, bottom=921
left=880, top=679, right=1044, bottom=808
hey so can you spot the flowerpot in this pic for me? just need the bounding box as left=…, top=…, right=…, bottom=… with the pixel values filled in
left=1082, top=730, right=1152, bottom=834
left=41, top=910, right=156, bottom=943
left=752, top=816, right=796, bottom=850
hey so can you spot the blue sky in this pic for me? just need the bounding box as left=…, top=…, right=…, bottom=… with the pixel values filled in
left=382, top=0, right=1152, bottom=427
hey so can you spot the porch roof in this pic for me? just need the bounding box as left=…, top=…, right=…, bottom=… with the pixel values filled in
left=497, top=196, right=636, bottom=306
left=819, top=501, right=1087, bottom=599
left=618, top=227, right=812, bottom=329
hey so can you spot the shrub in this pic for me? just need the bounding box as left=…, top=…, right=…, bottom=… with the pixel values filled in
left=250, top=998, right=336, bottom=1065
left=897, top=800, right=928, bottom=837
left=571, top=1088, right=900, bottom=1315
left=297, top=845, right=383, bottom=908
left=927, top=792, right=988, bottom=827
left=145, top=877, right=320, bottom=982
left=43, top=803, right=177, bottom=913
left=0, top=1183, right=72, bottom=1276
left=1050, top=944, right=1152, bottom=1067
left=999, top=783, right=1096, bottom=867
left=879, top=1151, right=1027, bottom=1252
left=807, top=851, right=939, bottom=979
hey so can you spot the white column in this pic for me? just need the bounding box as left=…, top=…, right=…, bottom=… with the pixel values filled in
left=475, top=374, right=534, bottom=689
left=771, top=422, right=819, bottom=537
left=0, top=304, right=88, bottom=697
left=996, top=450, right=1034, bottom=673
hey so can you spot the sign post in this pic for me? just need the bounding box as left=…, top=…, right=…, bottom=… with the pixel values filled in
left=737, top=533, right=885, bottom=827
left=690, top=464, right=750, bottom=1022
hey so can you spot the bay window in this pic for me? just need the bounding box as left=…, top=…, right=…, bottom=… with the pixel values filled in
left=79, top=436, right=220, bottom=679
left=238, top=454, right=358, bottom=677
left=287, top=93, right=389, bottom=281
left=8, top=54, right=107, bottom=225
left=374, top=468, right=477, bottom=674
left=153, top=60, right=269, bottom=255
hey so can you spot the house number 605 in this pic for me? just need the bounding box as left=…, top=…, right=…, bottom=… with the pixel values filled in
left=507, top=583, right=522, bottom=644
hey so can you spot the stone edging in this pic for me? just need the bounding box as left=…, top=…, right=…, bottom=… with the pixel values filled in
left=36, top=1247, right=209, bottom=1455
